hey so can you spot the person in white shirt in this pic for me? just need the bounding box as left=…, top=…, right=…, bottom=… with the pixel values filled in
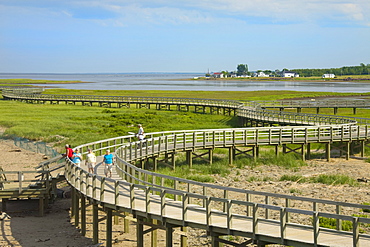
left=137, top=124, right=145, bottom=140
left=85, top=148, right=96, bottom=174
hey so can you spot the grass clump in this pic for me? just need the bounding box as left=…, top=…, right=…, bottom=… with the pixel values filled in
left=156, top=165, right=215, bottom=184
left=318, top=217, right=353, bottom=231
left=318, top=215, right=370, bottom=233
left=362, top=203, right=370, bottom=213
left=280, top=174, right=307, bottom=183
left=280, top=174, right=359, bottom=186
left=235, top=151, right=307, bottom=170
left=311, top=174, right=358, bottom=186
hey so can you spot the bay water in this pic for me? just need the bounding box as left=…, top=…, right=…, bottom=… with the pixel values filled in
left=0, top=73, right=369, bottom=93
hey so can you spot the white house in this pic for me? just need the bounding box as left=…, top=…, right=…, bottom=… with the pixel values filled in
left=322, top=74, right=335, bottom=78
left=254, top=71, right=269, bottom=77
left=212, top=72, right=224, bottom=78
left=281, top=71, right=299, bottom=77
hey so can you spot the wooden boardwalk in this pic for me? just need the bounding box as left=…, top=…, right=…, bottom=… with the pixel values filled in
left=67, top=148, right=370, bottom=247
left=3, top=89, right=370, bottom=246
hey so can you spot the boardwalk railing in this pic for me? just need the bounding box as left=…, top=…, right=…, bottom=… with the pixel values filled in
left=2, top=90, right=360, bottom=126
left=65, top=132, right=370, bottom=246
left=258, top=99, right=370, bottom=108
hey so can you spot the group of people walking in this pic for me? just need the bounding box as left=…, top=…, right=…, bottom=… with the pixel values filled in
left=64, top=145, right=97, bottom=173
left=64, top=124, right=145, bottom=178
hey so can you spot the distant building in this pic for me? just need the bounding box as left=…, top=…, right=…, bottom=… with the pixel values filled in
left=212, top=72, right=224, bottom=78
left=254, top=71, right=269, bottom=77
left=322, top=74, right=335, bottom=78
left=281, top=71, right=299, bottom=77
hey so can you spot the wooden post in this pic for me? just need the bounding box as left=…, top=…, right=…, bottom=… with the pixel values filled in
left=301, top=144, right=305, bottom=161
left=228, top=147, right=233, bottom=165
left=106, top=209, right=113, bottom=247
left=166, top=224, right=173, bottom=247
left=81, top=197, right=86, bottom=236
left=124, top=212, right=130, bottom=233
left=172, top=152, right=176, bottom=171
left=74, top=193, right=80, bottom=227
left=71, top=188, right=76, bottom=217
left=186, top=150, right=192, bottom=168
left=2, top=198, right=7, bottom=212
left=306, top=143, right=311, bottom=160
left=153, top=156, right=158, bottom=172
left=137, top=216, right=144, bottom=247
left=181, top=226, right=188, bottom=247
left=346, top=142, right=350, bottom=160
left=39, top=197, right=44, bottom=217
left=326, top=143, right=331, bottom=162
left=151, top=219, right=158, bottom=247
left=209, top=149, right=213, bottom=165
left=211, top=233, right=221, bottom=247
left=93, top=203, right=99, bottom=244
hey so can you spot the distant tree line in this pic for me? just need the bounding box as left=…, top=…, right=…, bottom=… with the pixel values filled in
left=290, top=63, right=370, bottom=77
left=232, top=63, right=370, bottom=77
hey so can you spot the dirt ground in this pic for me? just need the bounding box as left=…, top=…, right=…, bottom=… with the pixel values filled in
left=0, top=139, right=186, bottom=247
left=2, top=137, right=370, bottom=247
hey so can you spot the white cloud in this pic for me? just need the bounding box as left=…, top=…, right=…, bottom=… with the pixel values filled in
left=1, top=0, right=369, bottom=27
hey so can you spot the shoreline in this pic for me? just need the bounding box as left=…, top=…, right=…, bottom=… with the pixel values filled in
left=190, top=76, right=370, bottom=83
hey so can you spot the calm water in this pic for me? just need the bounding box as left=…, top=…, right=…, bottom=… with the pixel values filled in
left=0, top=73, right=369, bottom=93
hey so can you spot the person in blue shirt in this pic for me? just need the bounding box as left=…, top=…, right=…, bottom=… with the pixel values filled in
left=72, top=149, right=82, bottom=167
left=103, top=150, right=114, bottom=178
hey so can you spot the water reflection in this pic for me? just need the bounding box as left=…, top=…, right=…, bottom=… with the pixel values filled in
left=0, top=73, right=369, bottom=92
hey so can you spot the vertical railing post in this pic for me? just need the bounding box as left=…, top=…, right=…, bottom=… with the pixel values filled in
left=252, top=203, right=258, bottom=240
left=182, top=193, right=188, bottom=224
left=206, top=196, right=211, bottom=230
left=336, top=205, right=342, bottom=231
left=265, top=196, right=270, bottom=219
left=353, top=217, right=359, bottom=247
left=313, top=212, right=319, bottom=246
left=100, top=177, right=105, bottom=202
left=280, top=207, right=286, bottom=245
left=115, top=181, right=119, bottom=205
left=130, top=184, right=135, bottom=210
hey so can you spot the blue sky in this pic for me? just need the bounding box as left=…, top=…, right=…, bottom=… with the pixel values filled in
left=0, top=0, right=369, bottom=73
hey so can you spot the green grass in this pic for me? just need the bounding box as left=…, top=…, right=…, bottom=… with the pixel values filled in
left=280, top=174, right=306, bottom=183
left=0, top=99, right=238, bottom=151
left=318, top=214, right=370, bottom=233
left=311, top=174, right=358, bottom=186
left=235, top=151, right=307, bottom=170
left=42, top=88, right=370, bottom=101
left=280, top=174, right=359, bottom=186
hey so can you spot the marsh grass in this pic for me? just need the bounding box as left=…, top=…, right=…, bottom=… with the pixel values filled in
left=280, top=174, right=359, bottom=186
left=234, top=151, right=307, bottom=170
left=42, top=88, right=369, bottom=101
left=318, top=214, right=370, bottom=233
left=0, top=100, right=238, bottom=150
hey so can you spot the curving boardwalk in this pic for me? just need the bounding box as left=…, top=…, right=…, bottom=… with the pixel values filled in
left=3, top=89, right=370, bottom=246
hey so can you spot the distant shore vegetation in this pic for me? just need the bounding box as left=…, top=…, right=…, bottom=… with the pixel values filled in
left=204, top=63, right=370, bottom=81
